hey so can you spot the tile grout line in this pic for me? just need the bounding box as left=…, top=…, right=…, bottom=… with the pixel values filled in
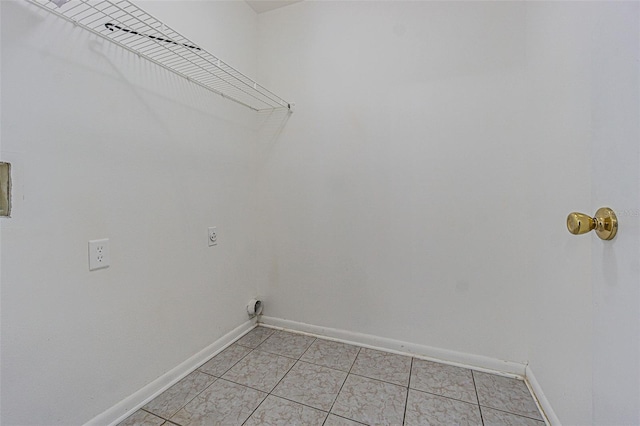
left=348, top=371, right=409, bottom=388
left=325, top=413, right=369, bottom=425
left=199, top=345, right=255, bottom=379
left=296, top=337, right=363, bottom=373
left=148, top=327, right=273, bottom=424
left=323, top=346, right=362, bottom=425
left=408, top=387, right=485, bottom=408
left=266, top=394, right=331, bottom=415
left=161, top=345, right=260, bottom=423
left=172, top=328, right=268, bottom=426
left=240, top=333, right=316, bottom=425
left=140, top=372, right=219, bottom=423
left=252, top=330, right=316, bottom=360
left=402, top=357, right=413, bottom=425
left=472, top=369, right=544, bottom=422
left=234, top=326, right=275, bottom=350
left=139, top=407, right=164, bottom=419
left=471, top=370, right=485, bottom=426
left=215, top=376, right=271, bottom=394
left=267, top=337, right=316, bottom=392
left=298, top=335, right=318, bottom=360
left=478, top=405, right=547, bottom=423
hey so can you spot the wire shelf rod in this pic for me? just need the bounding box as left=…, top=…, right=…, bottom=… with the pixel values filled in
left=25, top=0, right=291, bottom=111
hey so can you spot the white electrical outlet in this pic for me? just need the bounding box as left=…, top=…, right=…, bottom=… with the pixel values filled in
left=208, top=227, right=217, bottom=247
left=89, top=238, right=110, bottom=270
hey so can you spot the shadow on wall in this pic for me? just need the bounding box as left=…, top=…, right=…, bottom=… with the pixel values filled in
left=11, top=0, right=256, bottom=134
left=257, top=108, right=291, bottom=154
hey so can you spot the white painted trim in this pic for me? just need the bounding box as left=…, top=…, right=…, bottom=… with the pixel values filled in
left=526, top=365, right=560, bottom=426
left=85, top=319, right=257, bottom=426
left=259, top=316, right=526, bottom=377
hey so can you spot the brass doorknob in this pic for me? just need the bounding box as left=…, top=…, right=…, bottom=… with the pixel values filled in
left=567, top=207, right=617, bottom=240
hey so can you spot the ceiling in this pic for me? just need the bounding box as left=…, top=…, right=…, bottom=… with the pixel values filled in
left=245, top=0, right=303, bottom=14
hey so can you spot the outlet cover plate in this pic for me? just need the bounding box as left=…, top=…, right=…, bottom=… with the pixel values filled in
left=89, top=238, right=110, bottom=271
left=208, top=227, right=217, bottom=246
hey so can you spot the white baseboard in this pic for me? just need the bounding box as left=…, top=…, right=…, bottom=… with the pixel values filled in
left=525, top=365, right=559, bottom=426
left=85, top=319, right=257, bottom=426
left=259, top=316, right=526, bottom=378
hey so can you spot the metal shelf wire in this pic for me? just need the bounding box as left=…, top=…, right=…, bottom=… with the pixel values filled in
left=26, top=0, right=292, bottom=112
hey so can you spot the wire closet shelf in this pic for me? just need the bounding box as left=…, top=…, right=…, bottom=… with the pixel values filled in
left=27, top=0, right=292, bottom=112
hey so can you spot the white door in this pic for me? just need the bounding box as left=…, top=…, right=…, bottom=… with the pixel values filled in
left=589, top=3, right=639, bottom=424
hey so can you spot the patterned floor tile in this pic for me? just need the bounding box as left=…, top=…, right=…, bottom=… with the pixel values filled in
left=143, top=371, right=216, bottom=419
left=331, top=374, right=407, bottom=425
left=169, top=379, right=266, bottom=426
left=324, top=414, right=366, bottom=425
left=474, top=372, right=543, bottom=420
left=300, top=339, right=360, bottom=372
left=350, top=348, right=412, bottom=386
left=236, top=327, right=275, bottom=349
left=404, top=389, right=482, bottom=426
left=272, top=361, right=347, bottom=411
left=244, top=395, right=327, bottom=426
left=222, top=350, right=296, bottom=392
left=118, top=410, right=165, bottom=426
left=134, top=332, right=548, bottom=426
left=256, top=330, right=316, bottom=359
left=481, top=406, right=546, bottom=425
left=198, top=344, right=252, bottom=377
left=410, top=359, right=477, bottom=404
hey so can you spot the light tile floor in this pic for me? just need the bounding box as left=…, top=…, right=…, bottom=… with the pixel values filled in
left=119, top=326, right=546, bottom=426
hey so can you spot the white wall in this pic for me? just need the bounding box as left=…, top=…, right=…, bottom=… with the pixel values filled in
left=257, top=1, right=536, bottom=364
left=257, top=2, right=637, bottom=424
left=0, top=1, right=260, bottom=424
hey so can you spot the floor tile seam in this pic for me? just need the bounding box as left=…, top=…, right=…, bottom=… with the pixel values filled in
left=269, top=364, right=347, bottom=412
left=298, top=336, right=319, bottom=360
left=197, top=344, right=256, bottom=378
left=408, top=387, right=481, bottom=408
left=478, top=404, right=545, bottom=422
left=196, top=369, right=219, bottom=379
left=300, top=359, right=355, bottom=373
left=236, top=342, right=262, bottom=349
left=252, top=345, right=311, bottom=360
left=161, top=377, right=224, bottom=423
left=300, top=335, right=366, bottom=355
left=140, top=407, right=166, bottom=421
left=140, top=377, right=216, bottom=423
left=239, top=390, right=270, bottom=426
left=266, top=393, right=332, bottom=414
left=294, top=358, right=355, bottom=375
left=325, top=413, right=369, bottom=425
left=407, top=384, right=478, bottom=404
left=265, top=329, right=318, bottom=345
left=326, top=347, right=362, bottom=419
left=235, top=328, right=275, bottom=349
left=265, top=333, right=316, bottom=357
left=404, top=373, right=479, bottom=405
left=272, top=356, right=304, bottom=383
left=472, top=371, right=543, bottom=420
left=401, top=357, right=413, bottom=425
left=471, top=368, right=485, bottom=426
left=215, top=377, right=272, bottom=395
left=235, top=368, right=285, bottom=426
left=348, top=371, right=409, bottom=388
